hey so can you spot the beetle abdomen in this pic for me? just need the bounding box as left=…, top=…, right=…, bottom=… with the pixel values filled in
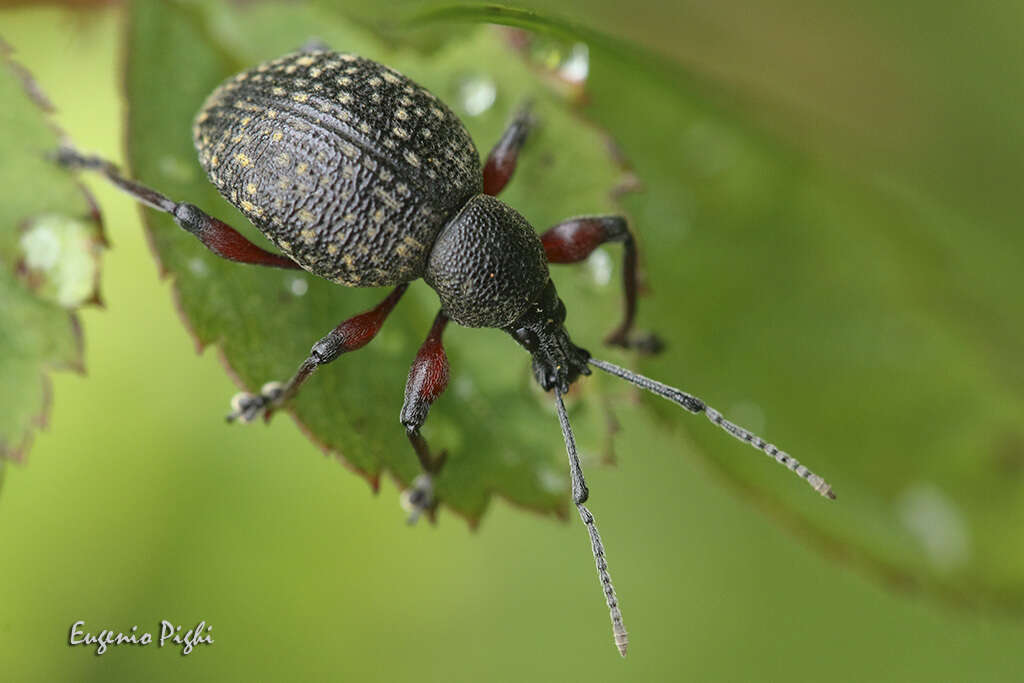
left=193, top=50, right=483, bottom=287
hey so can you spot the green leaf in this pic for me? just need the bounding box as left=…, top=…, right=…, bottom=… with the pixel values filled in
left=123, top=0, right=628, bottom=522
left=122, top=0, right=1024, bottom=611
left=0, top=40, right=104, bottom=469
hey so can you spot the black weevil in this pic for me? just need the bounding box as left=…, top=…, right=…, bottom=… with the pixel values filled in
left=58, top=48, right=834, bottom=657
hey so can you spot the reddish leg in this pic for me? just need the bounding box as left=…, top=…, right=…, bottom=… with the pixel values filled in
left=399, top=312, right=451, bottom=523
left=483, top=103, right=536, bottom=196
left=228, top=284, right=409, bottom=422
left=56, top=147, right=298, bottom=269
left=541, top=215, right=661, bottom=353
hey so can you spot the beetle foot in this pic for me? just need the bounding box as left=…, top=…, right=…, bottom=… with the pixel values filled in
left=605, top=329, right=664, bottom=355
left=226, top=381, right=285, bottom=423
left=401, top=474, right=437, bottom=525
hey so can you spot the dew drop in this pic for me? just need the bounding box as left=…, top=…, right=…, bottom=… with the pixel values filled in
left=538, top=467, right=566, bottom=494
left=586, top=248, right=612, bottom=286
left=897, top=482, right=970, bottom=572
left=558, top=43, right=590, bottom=84
left=19, top=214, right=98, bottom=308
left=159, top=155, right=196, bottom=183
left=188, top=257, right=209, bottom=277
left=457, top=75, right=497, bottom=117
left=454, top=375, right=475, bottom=400
left=288, top=275, right=309, bottom=296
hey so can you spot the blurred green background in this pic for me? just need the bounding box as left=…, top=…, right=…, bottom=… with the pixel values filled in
left=3, top=1, right=1024, bottom=681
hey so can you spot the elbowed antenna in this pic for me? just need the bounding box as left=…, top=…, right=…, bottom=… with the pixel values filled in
left=554, top=389, right=629, bottom=657
left=588, top=358, right=835, bottom=500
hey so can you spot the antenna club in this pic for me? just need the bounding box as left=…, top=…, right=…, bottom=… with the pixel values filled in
left=614, top=629, right=629, bottom=657
left=809, top=475, right=837, bottom=499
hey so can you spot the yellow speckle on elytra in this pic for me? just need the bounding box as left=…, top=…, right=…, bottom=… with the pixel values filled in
left=210, top=154, right=219, bottom=167
left=234, top=152, right=252, bottom=167
left=292, top=93, right=309, bottom=103
left=340, top=54, right=357, bottom=62
left=246, top=183, right=257, bottom=195
left=278, top=239, right=291, bottom=251
left=240, top=116, right=251, bottom=126
left=309, top=67, right=322, bottom=78
left=368, top=77, right=382, bottom=87
left=300, top=227, right=317, bottom=242
left=375, top=188, right=400, bottom=210
left=240, top=200, right=263, bottom=217
left=275, top=152, right=291, bottom=166
left=326, top=243, right=339, bottom=255
left=337, top=92, right=352, bottom=105
left=343, top=212, right=357, bottom=223
left=296, top=55, right=316, bottom=67
left=272, top=131, right=283, bottom=142
left=382, top=71, right=401, bottom=84
left=431, top=107, right=444, bottom=119
left=359, top=122, right=372, bottom=134
left=296, top=162, right=308, bottom=174
left=298, top=210, right=316, bottom=224
left=395, top=109, right=409, bottom=121
left=393, top=126, right=409, bottom=139
left=404, top=151, right=421, bottom=167
left=266, top=109, right=279, bottom=118
left=272, top=87, right=285, bottom=97
left=340, top=141, right=358, bottom=158
left=372, top=209, right=385, bottom=224
left=403, top=235, right=424, bottom=251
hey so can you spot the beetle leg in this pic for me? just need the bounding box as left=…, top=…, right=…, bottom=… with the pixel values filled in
left=399, top=311, right=451, bottom=524
left=227, top=284, right=408, bottom=423
left=54, top=147, right=299, bottom=269
left=541, top=215, right=662, bottom=353
left=482, top=102, right=536, bottom=196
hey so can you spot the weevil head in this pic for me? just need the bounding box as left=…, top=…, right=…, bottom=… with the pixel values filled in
left=505, top=279, right=591, bottom=393
left=425, top=194, right=590, bottom=392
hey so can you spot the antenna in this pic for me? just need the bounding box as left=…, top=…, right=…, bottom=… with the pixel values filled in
left=588, top=358, right=835, bottom=499
left=554, top=388, right=629, bottom=657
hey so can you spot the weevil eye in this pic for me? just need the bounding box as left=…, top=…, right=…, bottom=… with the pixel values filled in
left=511, top=327, right=539, bottom=351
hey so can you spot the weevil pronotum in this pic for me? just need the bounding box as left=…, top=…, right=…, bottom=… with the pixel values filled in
left=59, top=48, right=834, bottom=656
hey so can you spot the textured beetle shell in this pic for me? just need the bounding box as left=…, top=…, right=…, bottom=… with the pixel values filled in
left=193, top=50, right=483, bottom=287
left=426, top=195, right=549, bottom=328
